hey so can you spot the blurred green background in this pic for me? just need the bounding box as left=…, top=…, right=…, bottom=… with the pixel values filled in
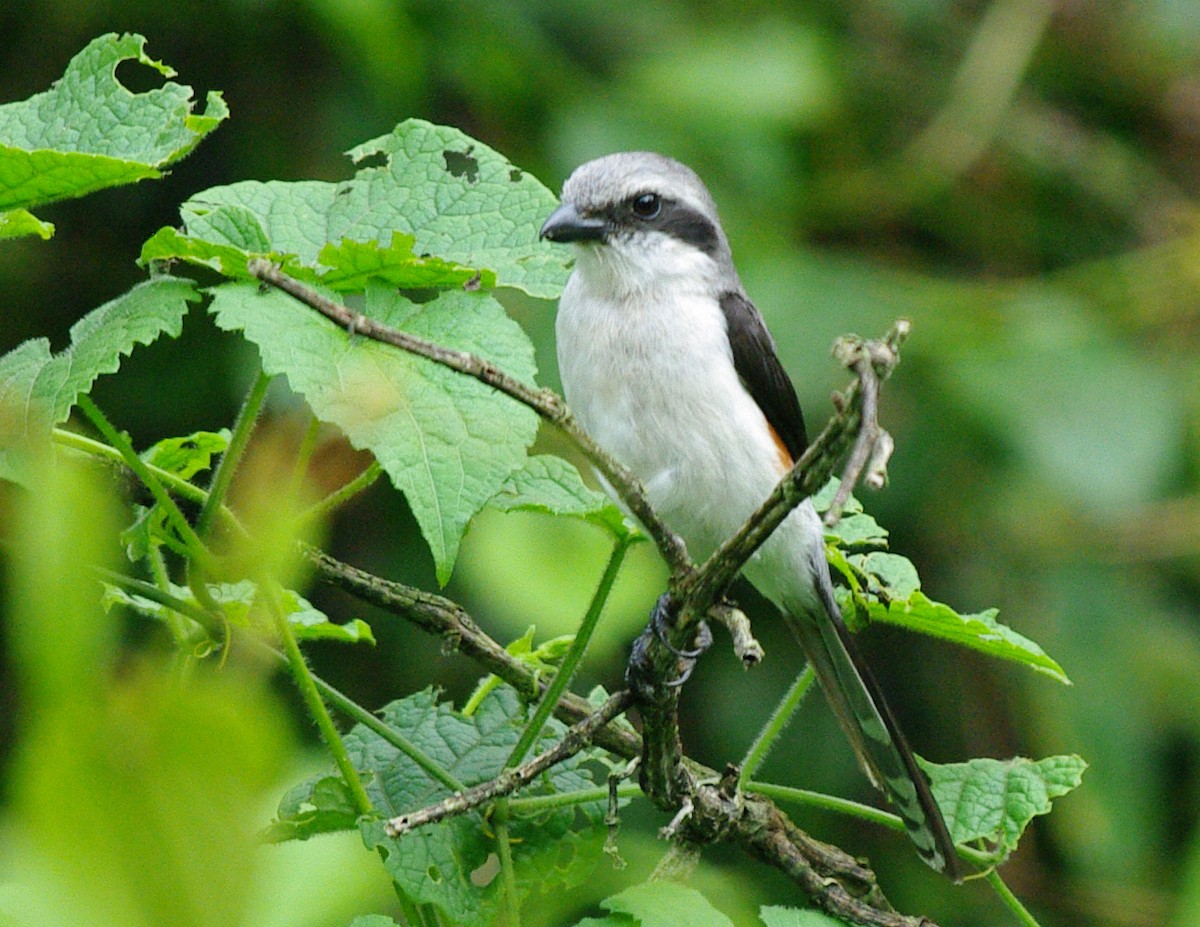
left=1, top=1, right=1198, bottom=926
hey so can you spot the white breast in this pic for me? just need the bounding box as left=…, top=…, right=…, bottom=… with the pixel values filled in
left=555, top=246, right=826, bottom=614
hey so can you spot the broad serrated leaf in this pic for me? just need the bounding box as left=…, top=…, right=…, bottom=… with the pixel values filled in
left=490, top=455, right=631, bottom=538
left=0, top=33, right=227, bottom=221
left=208, top=280, right=538, bottom=583
left=819, top=484, right=1069, bottom=682
left=0, top=276, right=198, bottom=484
left=814, top=479, right=888, bottom=548
left=760, top=907, right=850, bottom=927
left=866, top=591, right=1069, bottom=683
left=341, top=687, right=608, bottom=927
left=102, top=579, right=374, bottom=645
left=602, top=883, right=734, bottom=927
left=344, top=122, right=569, bottom=297
left=142, top=119, right=569, bottom=297
left=924, top=755, right=1087, bottom=856
left=573, top=918, right=637, bottom=927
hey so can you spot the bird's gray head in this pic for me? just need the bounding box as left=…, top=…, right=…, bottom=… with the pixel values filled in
left=540, top=152, right=737, bottom=293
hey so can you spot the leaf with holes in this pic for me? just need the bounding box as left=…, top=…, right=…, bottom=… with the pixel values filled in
left=141, top=119, right=569, bottom=297
left=0, top=33, right=226, bottom=237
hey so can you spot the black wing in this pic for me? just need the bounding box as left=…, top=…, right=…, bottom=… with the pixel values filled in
left=719, top=291, right=808, bottom=461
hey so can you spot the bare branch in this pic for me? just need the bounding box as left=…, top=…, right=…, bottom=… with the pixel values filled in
left=302, top=544, right=643, bottom=760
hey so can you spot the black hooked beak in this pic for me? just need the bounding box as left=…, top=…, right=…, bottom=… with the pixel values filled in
left=539, top=203, right=607, bottom=243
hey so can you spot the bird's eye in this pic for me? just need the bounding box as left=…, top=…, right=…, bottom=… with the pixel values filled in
left=631, top=193, right=661, bottom=220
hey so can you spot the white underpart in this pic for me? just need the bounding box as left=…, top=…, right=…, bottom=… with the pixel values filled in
left=556, top=230, right=825, bottom=615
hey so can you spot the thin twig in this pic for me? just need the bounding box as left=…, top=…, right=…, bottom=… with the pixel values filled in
left=385, top=690, right=633, bottom=836
left=301, top=544, right=643, bottom=761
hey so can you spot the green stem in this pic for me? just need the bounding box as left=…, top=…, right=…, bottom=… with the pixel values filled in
left=739, top=664, right=815, bottom=785
left=313, top=673, right=464, bottom=792
left=747, top=780, right=904, bottom=831
left=299, top=460, right=383, bottom=526
left=288, top=413, right=323, bottom=500
left=75, top=395, right=220, bottom=575
left=99, top=568, right=463, bottom=791
left=197, top=370, right=271, bottom=539
left=985, top=869, right=1044, bottom=927
left=54, top=428, right=203, bottom=502
left=492, top=799, right=521, bottom=927
left=260, top=578, right=373, bottom=817
left=507, top=782, right=641, bottom=814
left=53, top=428, right=249, bottom=539
left=751, top=779, right=996, bottom=873
left=505, top=533, right=631, bottom=768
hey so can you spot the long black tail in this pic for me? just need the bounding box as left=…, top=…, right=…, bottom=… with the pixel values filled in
left=782, top=562, right=961, bottom=880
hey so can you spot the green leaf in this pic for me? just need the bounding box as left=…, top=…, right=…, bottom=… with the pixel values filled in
left=142, top=119, right=569, bottom=297
left=572, top=918, right=637, bottom=927
left=0, top=208, right=54, bottom=240
left=346, top=917, right=403, bottom=927
left=602, top=883, right=735, bottom=927
left=141, top=429, right=231, bottom=480
left=819, top=483, right=1070, bottom=683
left=814, top=478, right=887, bottom=547
left=490, top=455, right=631, bottom=538
left=760, top=907, right=851, bottom=927
left=344, top=687, right=608, bottom=927
left=866, top=591, right=1069, bottom=684
left=0, top=276, right=199, bottom=484
left=849, top=551, right=920, bottom=599
left=0, top=33, right=227, bottom=223
left=462, top=627, right=575, bottom=716
left=266, top=774, right=360, bottom=842
left=103, top=579, right=375, bottom=645
left=924, top=755, right=1088, bottom=857
left=207, top=280, right=539, bottom=583
left=345, top=122, right=569, bottom=297
left=314, top=235, right=495, bottom=292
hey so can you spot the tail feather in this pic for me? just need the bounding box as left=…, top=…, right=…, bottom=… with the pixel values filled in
left=782, top=562, right=962, bottom=881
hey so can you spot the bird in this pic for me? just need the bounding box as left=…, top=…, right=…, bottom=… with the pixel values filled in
left=539, top=151, right=960, bottom=879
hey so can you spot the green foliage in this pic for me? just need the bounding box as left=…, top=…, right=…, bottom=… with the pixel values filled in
left=278, top=687, right=611, bottom=927
left=207, top=280, right=539, bottom=583
left=816, top=480, right=1069, bottom=682
left=926, top=755, right=1089, bottom=859
left=139, top=119, right=570, bottom=298
left=597, top=883, right=735, bottom=927
left=0, top=33, right=227, bottom=238
left=140, top=429, right=231, bottom=480
left=0, top=276, right=199, bottom=482
left=0, top=458, right=326, bottom=927
left=0, top=29, right=1099, bottom=927
left=489, top=454, right=632, bottom=538
left=758, top=907, right=848, bottom=927
left=102, top=579, right=375, bottom=645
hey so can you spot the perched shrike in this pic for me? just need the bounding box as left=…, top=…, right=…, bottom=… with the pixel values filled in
left=540, top=152, right=959, bottom=878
